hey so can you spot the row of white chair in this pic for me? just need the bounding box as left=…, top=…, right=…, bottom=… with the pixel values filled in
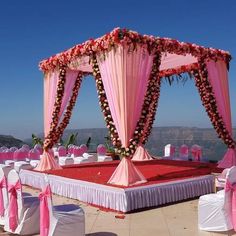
left=164, top=144, right=203, bottom=161
left=0, top=166, right=85, bottom=235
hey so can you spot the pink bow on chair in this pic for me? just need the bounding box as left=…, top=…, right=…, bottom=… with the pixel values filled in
left=225, top=181, right=236, bottom=230
left=39, top=185, right=52, bottom=236
left=8, top=180, right=22, bottom=231
left=0, top=176, right=7, bottom=217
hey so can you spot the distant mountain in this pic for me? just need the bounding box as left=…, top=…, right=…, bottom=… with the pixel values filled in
left=61, top=127, right=236, bottom=161
left=0, top=135, right=25, bottom=147
left=18, top=126, right=236, bottom=162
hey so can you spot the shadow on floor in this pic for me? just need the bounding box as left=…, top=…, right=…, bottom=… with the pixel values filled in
left=86, top=232, right=117, bottom=236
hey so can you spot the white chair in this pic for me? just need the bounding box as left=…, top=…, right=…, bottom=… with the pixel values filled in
left=57, top=146, right=74, bottom=166
left=215, top=168, right=230, bottom=190
left=83, top=153, right=96, bottom=162
left=0, top=164, right=12, bottom=225
left=179, top=144, right=189, bottom=160
left=97, top=144, right=112, bottom=162
left=198, top=166, right=236, bottom=231
left=164, top=144, right=175, bottom=159
left=28, top=148, right=41, bottom=167
left=14, top=161, right=33, bottom=172
left=40, top=176, right=85, bottom=236
left=73, top=147, right=90, bottom=164
left=191, top=144, right=202, bottom=161
left=4, top=169, right=40, bottom=235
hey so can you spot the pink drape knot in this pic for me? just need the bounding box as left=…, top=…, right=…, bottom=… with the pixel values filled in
left=0, top=176, right=7, bottom=217
left=8, top=180, right=21, bottom=232
left=225, top=180, right=236, bottom=230
left=39, top=185, right=52, bottom=236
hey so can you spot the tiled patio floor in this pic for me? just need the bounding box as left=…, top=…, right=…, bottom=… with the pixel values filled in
left=0, top=186, right=235, bottom=236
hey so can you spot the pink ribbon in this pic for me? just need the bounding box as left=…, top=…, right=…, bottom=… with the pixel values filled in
left=225, top=180, right=236, bottom=230
left=8, top=180, right=22, bottom=231
left=39, top=185, right=52, bottom=236
left=0, top=176, right=7, bottom=217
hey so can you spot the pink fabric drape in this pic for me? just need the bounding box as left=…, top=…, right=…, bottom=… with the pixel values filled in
left=132, top=145, right=153, bottom=161
left=35, top=151, right=61, bottom=171
left=97, top=45, right=153, bottom=147
left=8, top=180, right=21, bottom=232
left=0, top=176, right=7, bottom=217
left=206, top=60, right=236, bottom=168
left=98, top=45, right=153, bottom=185
left=44, top=69, right=78, bottom=136
left=39, top=185, right=52, bottom=236
left=37, top=69, right=78, bottom=171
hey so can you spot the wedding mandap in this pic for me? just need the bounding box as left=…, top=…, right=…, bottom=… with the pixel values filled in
left=36, top=27, right=236, bottom=186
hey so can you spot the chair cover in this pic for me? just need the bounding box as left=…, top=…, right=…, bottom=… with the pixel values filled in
left=198, top=166, right=236, bottom=231
left=58, top=157, right=74, bottom=166
left=0, top=165, right=12, bottom=225
left=14, top=161, right=33, bottom=172
left=72, top=147, right=83, bottom=157
left=79, top=144, right=88, bottom=154
left=58, top=146, right=67, bottom=157
left=215, top=168, right=230, bottom=189
left=4, top=169, right=40, bottom=235
left=97, top=144, right=107, bottom=156
left=9, top=147, right=18, bottom=152
left=179, top=144, right=189, bottom=159
left=96, top=145, right=112, bottom=162
left=28, top=148, right=40, bottom=160
left=82, top=153, right=96, bottom=162
left=164, top=144, right=175, bottom=158
left=39, top=180, right=85, bottom=236
left=13, top=148, right=29, bottom=161
left=191, top=145, right=202, bottom=161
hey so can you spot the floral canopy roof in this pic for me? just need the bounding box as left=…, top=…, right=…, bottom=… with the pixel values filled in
left=39, top=27, right=231, bottom=78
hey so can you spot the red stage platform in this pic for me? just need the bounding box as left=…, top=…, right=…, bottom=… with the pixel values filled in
left=20, top=160, right=221, bottom=212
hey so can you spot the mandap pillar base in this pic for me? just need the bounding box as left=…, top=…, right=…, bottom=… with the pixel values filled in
left=107, top=157, right=147, bottom=186
left=34, top=150, right=62, bottom=171
left=132, top=145, right=153, bottom=161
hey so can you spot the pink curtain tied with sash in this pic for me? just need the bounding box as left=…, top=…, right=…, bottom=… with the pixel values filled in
left=0, top=176, right=7, bottom=217
left=8, top=180, right=22, bottom=231
left=225, top=180, right=236, bottom=230
left=35, top=69, right=78, bottom=171
left=39, top=185, right=52, bottom=236
left=206, top=61, right=236, bottom=168
left=97, top=45, right=154, bottom=186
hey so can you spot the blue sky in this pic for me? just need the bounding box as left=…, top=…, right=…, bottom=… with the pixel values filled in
left=0, top=0, right=235, bottom=139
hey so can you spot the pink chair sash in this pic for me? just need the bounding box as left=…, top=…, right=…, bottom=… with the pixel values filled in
left=39, top=185, right=52, bottom=236
left=8, top=180, right=21, bottom=231
left=225, top=181, right=236, bottom=230
left=0, top=176, right=7, bottom=217
left=191, top=149, right=202, bottom=161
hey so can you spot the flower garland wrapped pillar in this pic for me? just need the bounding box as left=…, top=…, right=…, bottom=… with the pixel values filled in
left=206, top=60, right=236, bottom=168
left=35, top=67, right=84, bottom=171
left=92, top=44, right=161, bottom=186
left=193, top=59, right=236, bottom=168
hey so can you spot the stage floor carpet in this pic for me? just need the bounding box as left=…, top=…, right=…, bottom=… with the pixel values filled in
left=20, top=159, right=222, bottom=212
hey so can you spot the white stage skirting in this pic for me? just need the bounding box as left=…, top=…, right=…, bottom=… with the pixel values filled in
left=20, top=169, right=214, bottom=212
